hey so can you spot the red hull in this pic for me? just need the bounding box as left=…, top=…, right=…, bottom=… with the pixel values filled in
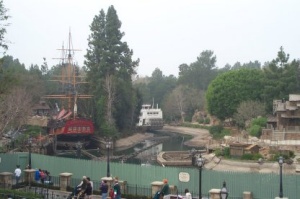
left=50, top=118, right=94, bottom=136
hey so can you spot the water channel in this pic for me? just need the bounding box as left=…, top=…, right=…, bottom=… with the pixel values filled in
left=56, top=130, right=204, bottom=166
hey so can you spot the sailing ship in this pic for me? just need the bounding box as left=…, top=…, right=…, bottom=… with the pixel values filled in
left=136, top=103, right=164, bottom=131
left=44, top=32, right=94, bottom=139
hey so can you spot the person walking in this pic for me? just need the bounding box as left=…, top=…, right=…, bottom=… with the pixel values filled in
left=87, top=177, right=93, bottom=194
left=184, top=188, right=192, bottom=199
left=83, top=182, right=92, bottom=199
left=14, top=165, right=21, bottom=186
left=100, top=180, right=108, bottom=199
left=34, top=168, right=40, bottom=182
left=109, top=188, right=114, bottom=199
left=160, top=179, right=170, bottom=198
left=39, top=169, right=46, bottom=184
left=71, top=176, right=87, bottom=197
left=113, top=178, right=121, bottom=199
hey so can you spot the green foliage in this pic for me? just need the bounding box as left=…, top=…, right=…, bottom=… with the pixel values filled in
left=146, top=68, right=177, bottom=106
left=247, top=124, right=262, bottom=137
left=251, top=117, right=267, bottom=127
left=178, top=50, right=218, bottom=90
left=0, top=188, right=43, bottom=199
left=246, top=117, right=267, bottom=137
left=161, top=85, right=203, bottom=123
left=272, top=151, right=295, bottom=161
left=198, top=118, right=204, bottom=124
left=0, top=56, right=25, bottom=95
left=214, top=147, right=230, bottom=158
left=209, top=125, right=231, bottom=139
left=0, top=0, right=9, bottom=51
left=262, top=47, right=300, bottom=112
left=223, top=147, right=230, bottom=157
left=209, top=125, right=223, bottom=134
left=206, top=68, right=264, bottom=120
left=26, top=125, right=46, bottom=137
left=233, top=101, right=266, bottom=129
left=85, top=6, right=139, bottom=134
left=100, top=122, right=118, bottom=137
left=204, top=118, right=210, bottom=124
left=241, top=153, right=263, bottom=160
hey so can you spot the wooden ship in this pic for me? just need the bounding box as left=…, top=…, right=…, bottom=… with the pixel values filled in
left=43, top=32, right=94, bottom=146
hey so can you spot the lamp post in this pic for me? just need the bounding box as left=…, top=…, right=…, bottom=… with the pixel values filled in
left=106, top=138, right=112, bottom=177
left=278, top=156, right=284, bottom=198
left=220, top=181, right=228, bottom=199
left=28, top=137, right=32, bottom=169
left=196, top=154, right=205, bottom=199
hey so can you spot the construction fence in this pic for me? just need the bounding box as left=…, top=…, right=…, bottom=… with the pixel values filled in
left=0, top=153, right=299, bottom=199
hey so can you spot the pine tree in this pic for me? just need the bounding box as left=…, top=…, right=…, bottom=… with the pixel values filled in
left=85, top=6, right=139, bottom=135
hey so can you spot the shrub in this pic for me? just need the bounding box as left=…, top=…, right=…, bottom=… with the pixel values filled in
left=198, top=118, right=204, bottom=124
left=251, top=117, right=267, bottom=127
left=247, top=124, right=261, bottom=137
left=241, top=153, right=263, bottom=160
left=0, top=188, right=43, bottom=199
left=204, top=118, right=210, bottom=124
left=209, top=125, right=231, bottom=139
left=272, top=152, right=295, bottom=161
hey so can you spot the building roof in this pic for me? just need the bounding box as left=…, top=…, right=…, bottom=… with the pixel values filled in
left=245, top=144, right=260, bottom=151
left=229, top=143, right=250, bottom=148
left=289, top=94, right=300, bottom=101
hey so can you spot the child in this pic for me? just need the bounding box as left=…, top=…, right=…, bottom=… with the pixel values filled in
left=109, top=188, right=114, bottom=199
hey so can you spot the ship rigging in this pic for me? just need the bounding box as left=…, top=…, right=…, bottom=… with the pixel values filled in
left=43, top=31, right=94, bottom=139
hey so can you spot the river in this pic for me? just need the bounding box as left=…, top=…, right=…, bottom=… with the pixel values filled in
left=56, top=131, right=205, bottom=165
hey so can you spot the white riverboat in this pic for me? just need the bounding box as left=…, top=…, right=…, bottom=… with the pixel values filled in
left=136, top=104, right=164, bottom=131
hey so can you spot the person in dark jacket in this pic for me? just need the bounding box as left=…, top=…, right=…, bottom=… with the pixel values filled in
left=83, top=182, right=92, bottom=199
left=100, top=180, right=108, bottom=199
left=71, top=176, right=87, bottom=197
left=160, top=179, right=170, bottom=197
left=113, top=179, right=121, bottom=199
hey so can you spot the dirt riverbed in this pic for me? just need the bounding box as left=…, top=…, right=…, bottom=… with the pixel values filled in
left=115, top=125, right=298, bottom=174
left=115, top=125, right=211, bottom=149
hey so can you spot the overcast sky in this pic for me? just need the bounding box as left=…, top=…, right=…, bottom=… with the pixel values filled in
left=3, top=0, right=300, bottom=77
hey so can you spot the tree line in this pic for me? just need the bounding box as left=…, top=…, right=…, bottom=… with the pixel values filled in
left=0, top=1, right=299, bottom=137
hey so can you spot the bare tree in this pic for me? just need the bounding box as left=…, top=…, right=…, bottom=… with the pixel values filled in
left=233, top=100, right=266, bottom=128
left=0, top=88, right=33, bottom=135
left=163, top=85, right=206, bottom=123
left=163, top=86, right=188, bottom=123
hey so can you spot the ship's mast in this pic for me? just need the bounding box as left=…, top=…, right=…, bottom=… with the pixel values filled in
left=43, top=31, right=92, bottom=120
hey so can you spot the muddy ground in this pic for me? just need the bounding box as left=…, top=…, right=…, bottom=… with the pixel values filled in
left=115, top=125, right=298, bottom=174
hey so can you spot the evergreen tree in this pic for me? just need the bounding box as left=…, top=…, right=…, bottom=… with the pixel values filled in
left=85, top=6, right=139, bottom=136
left=178, top=50, right=218, bottom=90
left=262, top=47, right=300, bottom=112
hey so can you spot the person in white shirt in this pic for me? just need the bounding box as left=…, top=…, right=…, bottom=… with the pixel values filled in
left=14, top=165, right=21, bottom=185
left=184, top=188, right=192, bottom=199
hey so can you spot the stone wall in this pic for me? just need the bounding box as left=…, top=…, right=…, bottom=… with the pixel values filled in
left=261, top=130, right=300, bottom=140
